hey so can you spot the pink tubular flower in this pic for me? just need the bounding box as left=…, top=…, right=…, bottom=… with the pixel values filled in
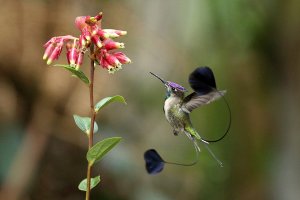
left=99, top=56, right=113, bottom=70
left=103, top=39, right=124, bottom=50
left=105, top=53, right=121, bottom=68
left=76, top=52, right=84, bottom=69
left=97, top=30, right=110, bottom=39
left=82, top=28, right=91, bottom=42
left=66, top=41, right=79, bottom=66
left=43, top=12, right=131, bottom=73
left=46, top=39, right=64, bottom=65
left=79, top=35, right=87, bottom=49
left=91, top=35, right=102, bottom=48
left=113, top=52, right=131, bottom=64
left=43, top=42, right=55, bottom=60
left=102, top=29, right=127, bottom=38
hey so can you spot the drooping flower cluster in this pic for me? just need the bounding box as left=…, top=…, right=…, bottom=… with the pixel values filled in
left=43, top=12, right=131, bottom=73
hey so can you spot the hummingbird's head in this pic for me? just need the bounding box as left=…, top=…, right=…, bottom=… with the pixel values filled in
left=150, top=72, right=187, bottom=96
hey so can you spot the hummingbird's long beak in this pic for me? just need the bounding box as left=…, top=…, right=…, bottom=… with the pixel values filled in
left=150, top=72, right=167, bottom=85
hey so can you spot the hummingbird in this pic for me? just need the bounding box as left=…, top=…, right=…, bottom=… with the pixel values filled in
left=144, top=66, right=231, bottom=174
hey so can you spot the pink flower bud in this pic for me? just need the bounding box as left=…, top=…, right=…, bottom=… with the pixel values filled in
left=114, top=30, right=127, bottom=36
left=82, top=28, right=91, bottom=42
left=98, top=57, right=117, bottom=74
left=97, top=30, right=110, bottom=39
left=75, top=16, right=88, bottom=31
left=113, top=52, right=131, bottom=64
left=91, top=28, right=98, bottom=36
left=76, top=52, right=84, bottom=69
left=85, top=13, right=102, bottom=27
left=85, top=16, right=98, bottom=26
left=105, top=53, right=121, bottom=67
left=94, top=12, right=103, bottom=21
left=91, top=35, right=102, bottom=48
left=45, top=38, right=64, bottom=65
left=103, top=39, right=124, bottom=50
left=102, top=29, right=127, bottom=38
left=43, top=42, right=55, bottom=60
left=47, top=45, right=62, bottom=65
left=66, top=42, right=78, bottom=66
left=99, top=56, right=111, bottom=69
left=79, top=35, right=87, bottom=49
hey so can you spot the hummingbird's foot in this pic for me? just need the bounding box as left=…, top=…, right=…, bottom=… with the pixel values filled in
left=173, top=130, right=179, bottom=136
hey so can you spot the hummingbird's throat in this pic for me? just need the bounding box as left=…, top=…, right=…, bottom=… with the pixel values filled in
left=165, top=89, right=171, bottom=99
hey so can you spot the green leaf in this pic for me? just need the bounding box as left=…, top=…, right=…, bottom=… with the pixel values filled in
left=54, top=64, right=90, bottom=84
left=73, top=115, right=98, bottom=135
left=95, top=95, right=126, bottom=113
left=87, top=137, right=122, bottom=165
left=78, top=176, right=101, bottom=191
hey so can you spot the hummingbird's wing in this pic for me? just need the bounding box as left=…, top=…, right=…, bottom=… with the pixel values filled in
left=182, top=91, right=226, bottom=113
left=182, top=66, right=226, bottom=113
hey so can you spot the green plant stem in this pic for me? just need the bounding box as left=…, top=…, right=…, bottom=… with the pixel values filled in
left=86, top=44, right=96, bottom=200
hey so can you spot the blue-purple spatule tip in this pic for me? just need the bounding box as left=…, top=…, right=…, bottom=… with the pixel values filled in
left=144, top=149, right=165, bottom=175
left=189, top=66, right=217, bottom=95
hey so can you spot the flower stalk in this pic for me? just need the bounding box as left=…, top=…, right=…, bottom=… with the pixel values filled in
left=86, top=44, right=96, bottom=200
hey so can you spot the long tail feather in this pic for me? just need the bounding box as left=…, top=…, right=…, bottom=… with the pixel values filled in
left=184, top=131, right=201, bottom=152
left=186, top=130, right=223, bottom=167
left=202, top=142, right=223, bottom=167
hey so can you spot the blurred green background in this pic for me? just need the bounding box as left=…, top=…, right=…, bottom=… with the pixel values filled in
left=0, top=0, right=300, bottom=200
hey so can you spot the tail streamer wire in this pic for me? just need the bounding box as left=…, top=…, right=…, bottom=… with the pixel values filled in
left=200, top=89, right=231, bottom=143
left=144, top=137, right=200, bottom=174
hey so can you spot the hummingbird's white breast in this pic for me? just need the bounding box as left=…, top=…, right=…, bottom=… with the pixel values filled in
left=164, top=96, right=182, bottom=122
